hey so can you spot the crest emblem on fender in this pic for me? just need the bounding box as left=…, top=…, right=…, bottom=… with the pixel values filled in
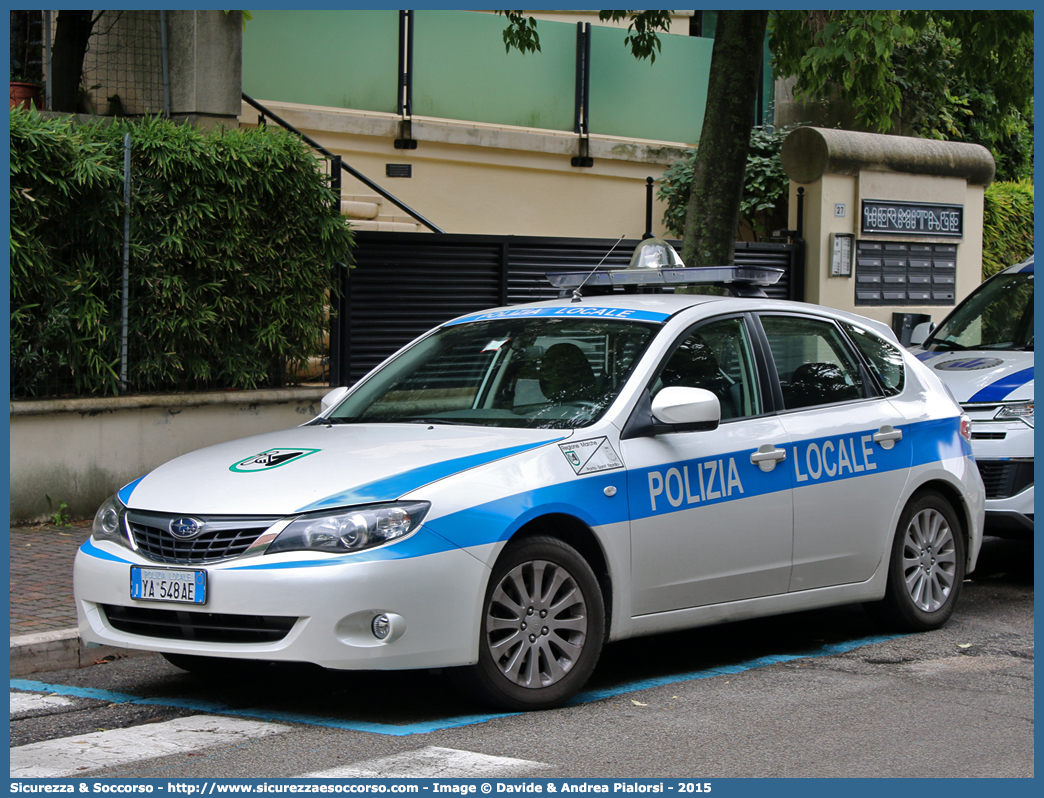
left=169, top=517, right=204, bottom=539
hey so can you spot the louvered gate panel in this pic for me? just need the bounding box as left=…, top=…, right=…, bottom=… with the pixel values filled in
left=734, top=241, right=797, bottom=301
left=336, top=232, right=801, bottom=386
left=505, top=238, right=641, bottom=305
left=341, top=234, right=504, bottom=383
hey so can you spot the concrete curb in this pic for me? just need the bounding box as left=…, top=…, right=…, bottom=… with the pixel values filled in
left=10, top=629, right=150, bottom=677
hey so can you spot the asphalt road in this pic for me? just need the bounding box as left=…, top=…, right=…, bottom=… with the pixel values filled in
left=10, top=536, right=1033, bottom=779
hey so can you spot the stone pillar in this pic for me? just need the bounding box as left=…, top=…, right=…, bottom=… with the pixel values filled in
left=168, top=10, right=242, bottom=129
left=780, top=126, right=995, bottom=331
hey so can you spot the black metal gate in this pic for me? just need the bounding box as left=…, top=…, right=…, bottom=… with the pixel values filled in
left=331, top=232, right=803, bottom=386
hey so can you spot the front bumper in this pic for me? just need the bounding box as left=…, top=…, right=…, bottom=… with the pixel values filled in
left=73, top=529, right=491, bottom=670
left=965, top=408, right=1033, bottom=535
left=979, top=471, right=1033, bottom=535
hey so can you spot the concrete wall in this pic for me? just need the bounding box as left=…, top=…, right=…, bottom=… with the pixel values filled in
left=241, top=100, right=688, bottom=240
left=68, top=10, right=242, bottom=127
left=781, top=127, right=995, bottom=328
left=9, top=388, right=328, bottom=524
left=168, top=9, right=243, bottom=127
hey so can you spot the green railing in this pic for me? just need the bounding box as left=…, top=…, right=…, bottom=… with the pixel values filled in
left=242, top=10, right=762, bottom=145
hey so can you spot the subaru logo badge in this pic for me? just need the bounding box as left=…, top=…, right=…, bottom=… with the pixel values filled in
left=169, top=517, right=204, bottom=539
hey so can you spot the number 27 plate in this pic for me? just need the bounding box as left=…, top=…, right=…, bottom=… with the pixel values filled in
left=130, top=566, right=207, bottom=605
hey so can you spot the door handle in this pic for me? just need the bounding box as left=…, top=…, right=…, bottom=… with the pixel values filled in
left=751, top=444, right=786, bottom=472
left=873, top=425, right=903, bottom=450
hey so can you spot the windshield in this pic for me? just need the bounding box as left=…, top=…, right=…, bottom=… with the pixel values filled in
left=327, top=317, right=659, bottom=429
left=925, top=271, right=1033, bottom=352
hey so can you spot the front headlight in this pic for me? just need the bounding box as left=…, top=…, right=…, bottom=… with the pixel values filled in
left=996, top=401, right=1034, bottom=428
left=266, top=502, right=430, bottom=555
left=92, top=494, right=131, bottom=548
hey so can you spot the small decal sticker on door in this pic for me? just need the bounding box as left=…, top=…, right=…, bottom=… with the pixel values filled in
left=230, top=448, right=321, bottom=473
left=559, top=438, right=623, bottom=475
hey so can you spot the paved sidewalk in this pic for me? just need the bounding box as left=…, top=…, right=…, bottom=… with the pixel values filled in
left=10, top=521, right=91, bottom=635
left=9, top=521, right=144, bottom=676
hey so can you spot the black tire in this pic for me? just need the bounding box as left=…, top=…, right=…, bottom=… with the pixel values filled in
left=871, top=490, right=966, bottom=632
left=161, top=652, right=267, bottom=678
left=454, top=535, right=605, bottom=711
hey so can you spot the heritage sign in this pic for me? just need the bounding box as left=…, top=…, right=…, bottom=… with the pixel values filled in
left=861, top=199, right=963, bottom=238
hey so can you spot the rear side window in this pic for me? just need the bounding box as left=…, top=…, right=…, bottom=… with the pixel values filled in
left=843, top=323, right=905, bottom=397
left=760, top=315, right=866, bottom=410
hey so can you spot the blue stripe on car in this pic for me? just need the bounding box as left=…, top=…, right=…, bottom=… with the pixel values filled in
left=81, top=417, right=970, bottom=570
left=444, top=306, right=670, bottom=326
left=79, top=539, right=136, bottom=563
left=967, top=367, right=1034, bottom=403
left=295, top=440, right=564, bottom=512
left=117, top=475, right=146, bottom=505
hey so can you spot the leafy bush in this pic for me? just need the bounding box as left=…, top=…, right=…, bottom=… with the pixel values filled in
left=9, top=109, right=353, bottom=398
left=10, top=111, right=124, bottom=396
left=982, top=180, right=1034, bottom=279
left=658, top=125, right=793, bottom=242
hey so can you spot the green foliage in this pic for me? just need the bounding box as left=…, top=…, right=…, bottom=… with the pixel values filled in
left=496, top=11, right=541, bottom=55
left=982, top=180, right=1034, bottom=279
left=9, top=109, right=353, bottom=398
left=223, top=10, right=253, bottom=31
left=497, top=9, right=674, bottom=61
left=769, top=10, right=1034, bottom=180
left=596, top=10, right=674, bottom=63
left=10, top=110, right=125, bottom=397
left=657, top=126, right=793, bottom=241
left=45, top=494, right=71, bottom=527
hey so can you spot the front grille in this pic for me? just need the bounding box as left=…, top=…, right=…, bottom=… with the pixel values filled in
left=977, top=461, right=1034, bottom=500
left=102, top=605, right=296, bottom=643
left=127, top=512, right=279, bottom=564
left=972, top=432, right=1007, bottom=441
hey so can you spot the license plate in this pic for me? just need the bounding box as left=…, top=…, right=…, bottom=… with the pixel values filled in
left=130, top=566, right=207, bottom=605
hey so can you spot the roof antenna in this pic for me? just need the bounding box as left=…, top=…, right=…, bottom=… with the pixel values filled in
left=572, top=234, right=627, bottom=303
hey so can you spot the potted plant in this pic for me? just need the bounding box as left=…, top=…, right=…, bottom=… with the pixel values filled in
left=10, top=58, right=43, bottom=111
left=10, top=8, right=44, bottom=110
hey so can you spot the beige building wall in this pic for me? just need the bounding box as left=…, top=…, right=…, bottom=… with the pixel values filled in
left=782, top=127, right=994, bottom=328
left=238, top=101, right=689, bottom=240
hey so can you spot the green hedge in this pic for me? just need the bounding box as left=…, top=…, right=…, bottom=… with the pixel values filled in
left=10, top=109, right=353, bottom=398
left=982, top=180, right=1034, bottom=279
left=657, top=125, right=793, bottom=242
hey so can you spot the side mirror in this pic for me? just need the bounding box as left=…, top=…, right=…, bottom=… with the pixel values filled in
left=320, top=386, right=349, bottom=415
left=651, top=386, right=720, bottom=430
left=910, top=321, right=935, bottom=347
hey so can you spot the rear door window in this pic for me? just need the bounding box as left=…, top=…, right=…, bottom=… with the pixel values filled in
left=759, top=315, right=867, bottom=410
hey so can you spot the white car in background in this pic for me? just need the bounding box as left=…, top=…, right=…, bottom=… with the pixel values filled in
left=74, top=241, right=985, bottom=711
left=911, top=256, right=1033, bottom=537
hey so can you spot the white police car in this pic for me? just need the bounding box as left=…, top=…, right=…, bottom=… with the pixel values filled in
left=75, top=241, right=984, bottom=710
left=910, top=256, right=1033, bottom=537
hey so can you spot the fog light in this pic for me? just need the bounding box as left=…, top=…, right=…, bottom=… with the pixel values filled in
left=371, top=614, right=391, bottom=640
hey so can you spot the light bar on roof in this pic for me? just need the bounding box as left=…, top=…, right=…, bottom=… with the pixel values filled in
left=546, top=266, right=785, bottom=289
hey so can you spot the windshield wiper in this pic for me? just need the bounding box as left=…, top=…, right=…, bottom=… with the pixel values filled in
left=407, top=418, right=483, bottom=426
left=927, top=340, right=968, bottom=351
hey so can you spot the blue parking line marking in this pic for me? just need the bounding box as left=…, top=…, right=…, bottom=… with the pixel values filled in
left=10, top=633, right=902, bottom=736
left=567, top=633, right=906, bottom=704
